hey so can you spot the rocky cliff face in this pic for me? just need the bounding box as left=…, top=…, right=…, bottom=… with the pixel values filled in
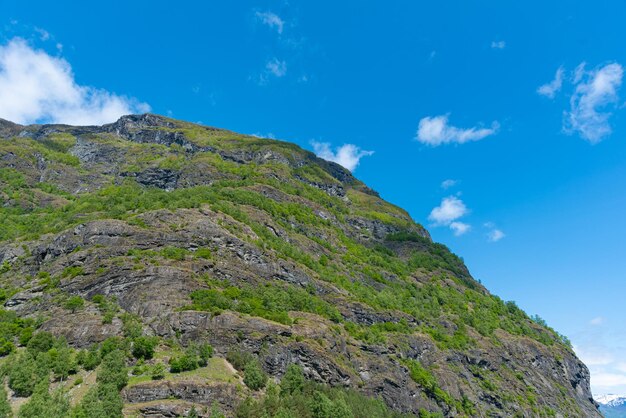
left=0, top=114, right=600, bottom=417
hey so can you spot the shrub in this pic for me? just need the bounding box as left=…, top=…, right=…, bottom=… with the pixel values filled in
left=243, top=360, right=267, bottom=391
left=226, top=350, right=254, bottom=371
left=61, top=266, right=84, bottom=279
left=151, top=363, right=166, bottom=380
left=169, top=353, right=198, bottom=373
left=64, top=295, right=85, bottom=313
left=131, top=336, right=158, bottom=360
left=0, top=338, right=15, bottom=356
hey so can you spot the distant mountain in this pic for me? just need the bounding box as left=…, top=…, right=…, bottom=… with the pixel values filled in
left=597, top=394, right=626, bottom=418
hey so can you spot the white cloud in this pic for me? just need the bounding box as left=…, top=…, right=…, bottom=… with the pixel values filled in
left=573, top=62, right=586, bottom=84
left=450, top=221, right=471, bottom=236
left=428, top=196, right=468, bottom=225
left=311, top=141, right=374, bottom=172
left=255, top=11, right=285, bottom=34
left=617, top=363, right=626, bottom=373
left=251, top=132, right=276, bottom=139
left=266, top=58, right=287, bottom=77
left=573, top=345, right=615, bottom=367
left=34, top=27, right=50, bottom=41
left=564, top=62, right=623, bottom=143
left=537, top=66, right=564, bottom=99
left=487, top=229, right=505, bottom=242
left=590, top=317, right=605, bottom=326
left=484, top=222, right=505, bottom=242
left=0, top=38, right=149, bottom=125
left=417, top=114, right=499, bottom=146
left=441, top=179, right=457, bottom=189
left=592, top=373, right=626, bottom=388
left=573, top=323, right=626, bottom=395
left=491, top=40, right=506, bottom=49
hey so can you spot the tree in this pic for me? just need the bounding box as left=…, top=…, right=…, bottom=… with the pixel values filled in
left=18, top=381, right=69, bottom=418
left=331, top=398, right=353, bottom=418
left=8, top=353, right=37, bottom=397
left=310, top=391, right=334, bottom=418
left=64, top=296, right=84, bottom=313
left=0, top=386, right=12, bottom=418
left=280, top=364, right=304, bottom=395
left=193, top=342, right=213, bottom=366
left=0, top=338, right=14, bottom=356
left=243, top=360, right=267, bottom=391
left=49, top=341, right=76, bottom=381
left=26, top=332, right=54, bottom=354
left=71, top=383, right=123, bottom=418
left=77, top=346, right=101, bottom=371
left=97, top=351, right=127, bottom=390
left=131, top=336, right=158, bottom=360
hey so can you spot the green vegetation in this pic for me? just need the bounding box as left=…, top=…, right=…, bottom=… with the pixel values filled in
left=0, top=332, right=125, bottom=417
left=131, top=336, right=158, bottom=360
left=169, top=343, right=213, bottom=373
left=0, top=308, right=36, bottom=356
left=64, top=295, right=85, bottom=313
left=236, top=364, right=409, bottom=418
left=226, top=350, right=268, bottom=391
left=18, top=381, right=70, bottom=418
left=72, top=349, right=126, bottom=418
left=0, top=386, right=11, bottom=418
left=402, top=359, right=476, bottom=415
left=0, top=117, right=581, bottom=416
left=188, top=281, right=342, bottom=325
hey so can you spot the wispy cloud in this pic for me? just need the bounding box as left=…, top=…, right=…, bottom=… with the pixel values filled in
left=537, top=66, right=564, bottom=99
left=564, top=62, right=623, bottom=143
left=255, top=11, right=285, bottom=34
left=487, top=229, right=505, bottom=242
left=491, top=40, right=506, bottom=50
left=0, top=38, right=149, bottom=125
left=266, top=58, right=287, bottom=77
left=590, top=316, right=605, bottom=326
left=417, top=114, right=499, bottom=146
left=441, top=179, right=457, bottom=190
left=311, top=141, right=373, bottom=172
left=253, top=58, right=288, bottom=85
left=484, top=222, right=505, bottom=242
left=34, top=27, right=50, bottom=41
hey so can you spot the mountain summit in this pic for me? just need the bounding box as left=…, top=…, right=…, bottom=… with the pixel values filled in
left=0, top=114, right=600, bottom=416
left=597, top=394, right=626, bottom=418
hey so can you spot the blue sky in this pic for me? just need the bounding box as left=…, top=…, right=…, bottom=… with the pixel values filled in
left=2, top=0, right=626, bottom=395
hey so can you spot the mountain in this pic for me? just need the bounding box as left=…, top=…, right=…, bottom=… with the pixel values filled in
left=0, top=114, right=600, bottom=417
left=597, top=394, right=626, bottom=418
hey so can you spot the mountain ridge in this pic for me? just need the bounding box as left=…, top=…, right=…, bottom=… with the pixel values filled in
left=596, top=394, right=626, bottom=418
left=0, top=114, right=600, bottom=417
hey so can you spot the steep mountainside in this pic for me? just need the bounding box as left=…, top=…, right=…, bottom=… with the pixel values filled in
left=0, top=114, right=600, bottom=417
